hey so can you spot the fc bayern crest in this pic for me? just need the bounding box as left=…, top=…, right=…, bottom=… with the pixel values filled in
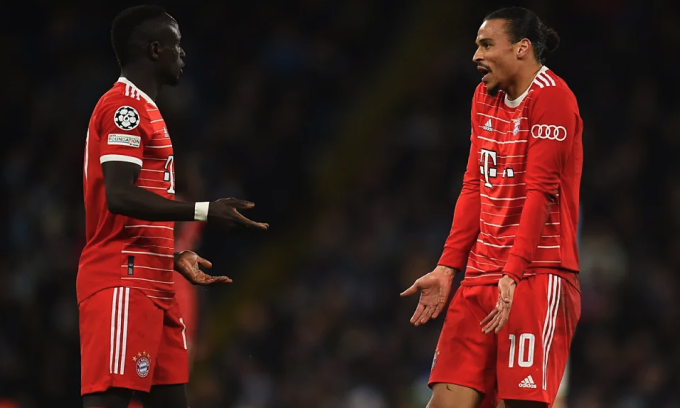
left=134, top=353, right=151, bottom=378
left=512, top=118, right=521, bottom=137
left=136, top=356, right=150, bottom=378
left=114, top=106, right=140, bottom=131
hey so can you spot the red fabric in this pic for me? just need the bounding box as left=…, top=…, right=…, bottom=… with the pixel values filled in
left=501, top=189, right=551, bottom=283
left=439, top=67, right=582, bottom=287
left=78, top=78, right=177, bottom=310
left=429, top=274, right=580, bottom=405
left=79, top=287, right=188, bottom=396
left=173, top=221, right=205, bottom=352
left=0, top=399, right=21, bottom=408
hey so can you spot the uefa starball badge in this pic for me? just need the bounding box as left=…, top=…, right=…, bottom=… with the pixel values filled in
left=114, top=106, right=141, bottom=131
left=132, top=351, right=151, bottom=378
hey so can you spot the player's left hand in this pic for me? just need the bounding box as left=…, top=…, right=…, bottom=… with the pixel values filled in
left=174, top=250, right=232, bottom=285
left=481, top=275, right=517, bottom=334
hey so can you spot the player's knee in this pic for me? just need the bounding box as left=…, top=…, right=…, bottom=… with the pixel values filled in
left=139, top=383, right=188, bottom=408
left=82, top=387, right=133, bottom=408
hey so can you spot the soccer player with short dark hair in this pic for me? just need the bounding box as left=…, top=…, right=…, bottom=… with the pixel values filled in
left=402, top=7, right=583, bottom=408
left=78, top=6, right=268, bottom=408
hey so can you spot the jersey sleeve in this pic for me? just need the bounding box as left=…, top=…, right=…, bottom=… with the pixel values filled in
left=97, top=98, right=152, bottom=167
left=438, top=95, right=482, bottom=271
left=502, top=86, right=579, bottom=281
left=523, top=86, right=578, bottom=196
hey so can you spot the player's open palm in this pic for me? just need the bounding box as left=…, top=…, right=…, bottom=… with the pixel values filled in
left=481, top=275, right=517, bottom=334
left=208, top=198, right=269, bottom=230
left=400, top=266, right=455, bottom=326
left=174, top=250, right=232, bottom=285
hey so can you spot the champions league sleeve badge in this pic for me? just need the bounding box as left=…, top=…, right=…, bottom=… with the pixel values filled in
left=114, top=106, right=141, bottom=131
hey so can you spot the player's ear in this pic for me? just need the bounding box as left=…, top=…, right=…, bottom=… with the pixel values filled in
left=149, top=41, right=161, bottom=61
left=517, top=38, right=531, bottom=60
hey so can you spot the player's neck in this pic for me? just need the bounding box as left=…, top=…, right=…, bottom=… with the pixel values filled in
left=505, top=64, right=543, bottom=100
left=120, top=67, right=159, bottom=101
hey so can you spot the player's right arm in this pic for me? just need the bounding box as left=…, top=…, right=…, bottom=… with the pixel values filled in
left=437, top=94, right=482, bottom=272
left=437, top=134, right=481, bottom=272
left=400, top=137, right=480, bottom=325
left=400, top=95, right=481, bottom=325
left=97, top=100, right=268, bottom=229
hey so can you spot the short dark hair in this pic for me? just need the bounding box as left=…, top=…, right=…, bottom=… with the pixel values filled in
left=111, top=5, right=168, bottom=67
left=484, top=7, right=560, bottom=64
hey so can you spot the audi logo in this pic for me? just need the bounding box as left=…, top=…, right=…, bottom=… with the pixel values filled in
left=530, top=124, right=567, bottom=141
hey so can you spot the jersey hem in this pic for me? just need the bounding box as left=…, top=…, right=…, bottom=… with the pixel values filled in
left=76, top=283, right=175, bottom=307
left=460, top=268, right=580, bottom=292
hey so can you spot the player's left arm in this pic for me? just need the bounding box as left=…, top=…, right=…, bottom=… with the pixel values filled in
left=502, top=87, right=579, bottom=282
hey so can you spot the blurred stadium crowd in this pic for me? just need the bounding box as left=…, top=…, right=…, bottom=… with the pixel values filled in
left=1, top=1, right=679, bottom=407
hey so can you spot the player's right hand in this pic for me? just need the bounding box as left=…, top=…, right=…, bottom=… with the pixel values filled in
left=208, top=198, right=269, bottom=230
left=400, top=265, right=456, bottom=326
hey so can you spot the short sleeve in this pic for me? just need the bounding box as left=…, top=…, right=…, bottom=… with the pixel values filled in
left=97, top=98, right=151, bottom=167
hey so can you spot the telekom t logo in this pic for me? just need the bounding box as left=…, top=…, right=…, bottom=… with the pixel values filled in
left=480, top=148, right=497, bottom=188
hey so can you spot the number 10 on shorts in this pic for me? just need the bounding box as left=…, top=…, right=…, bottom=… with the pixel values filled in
left=508, top=333, right=535, bottom=368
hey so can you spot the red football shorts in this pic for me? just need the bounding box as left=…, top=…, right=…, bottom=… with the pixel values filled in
left=173, top=273, right=198, bottom=354
left=79, top=287, right=189, bottom=395
left=429, top=273, right=580, bottom=405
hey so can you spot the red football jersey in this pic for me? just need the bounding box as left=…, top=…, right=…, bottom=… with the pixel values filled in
left=78, top=77, right=177, bottom=309
left=439, top=67, right=583, bottom=287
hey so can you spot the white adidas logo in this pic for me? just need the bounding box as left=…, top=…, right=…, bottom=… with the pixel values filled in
left=483, top=119, right=493, bottom=132
left=518, top=375, right=537, bottom=389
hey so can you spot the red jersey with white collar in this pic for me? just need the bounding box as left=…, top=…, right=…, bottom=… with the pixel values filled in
left=439, top=67, right=583, bottom=287
left=78, top=78, right=177, bottom=309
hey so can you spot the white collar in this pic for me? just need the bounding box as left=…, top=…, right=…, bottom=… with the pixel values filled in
left=117, top=77, right=158, bottom=107
left=504, top=65, right=549, bottom=108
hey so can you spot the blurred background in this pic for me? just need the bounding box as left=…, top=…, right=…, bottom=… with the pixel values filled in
left=0, top=0, right=675, bottom=407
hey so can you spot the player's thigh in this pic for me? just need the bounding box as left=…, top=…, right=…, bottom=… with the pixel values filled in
left=82, top=387, right=133, bottom=408
left=492, top=402, right=550, bottom=408
left=427, top=383, right=484, bottom=408
left=496, top=274, right=580, bottom=404
left=429, top=286, right=497, bottom=396
left=554, top=359, right=570, bottom=401
left=502, top=400, right=547, bottom=408
left=152, top=298, right=189, bottom=386
left=79, top=287, right=165, bottom=396
left=139, top=384, right=187, bottom=408
left=552, top=397, right=568, bottom=408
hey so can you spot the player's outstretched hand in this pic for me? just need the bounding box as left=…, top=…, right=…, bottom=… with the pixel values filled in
left=400, top=265, right=456, bottom=326
left=481, top=275, right=517, bottom=334
left=208, top=198, right=269, bottom=230
left=174, top=250, right=232, bottom=285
